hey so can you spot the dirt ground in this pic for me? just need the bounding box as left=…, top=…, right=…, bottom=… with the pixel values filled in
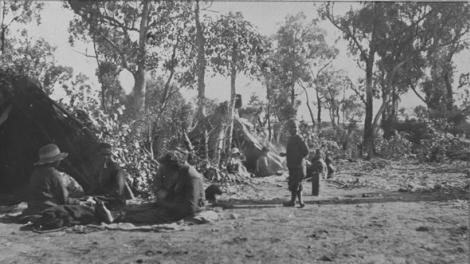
left=0, top=159, right=469, bottom=264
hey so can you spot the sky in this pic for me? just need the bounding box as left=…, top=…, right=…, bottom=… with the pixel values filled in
left=25, top=1, right=470, bottom=122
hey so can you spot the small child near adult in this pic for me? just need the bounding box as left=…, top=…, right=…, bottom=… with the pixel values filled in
left=307, top=149, right=324, bottom=196
left=325, top=152, right=335, bottom=179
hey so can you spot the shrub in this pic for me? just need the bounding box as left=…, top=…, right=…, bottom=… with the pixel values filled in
left=375, top=132, right=413, bottom=160
left=413, top=123, right=469, bottom=162
left=72, top=108, right=158, bottom=196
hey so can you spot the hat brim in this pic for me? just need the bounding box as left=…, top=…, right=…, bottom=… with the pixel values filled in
left=34, top=152, right=68, bottom=166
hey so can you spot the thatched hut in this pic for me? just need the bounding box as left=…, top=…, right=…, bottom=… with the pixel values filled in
left=0, top=70, right=103, bottom=196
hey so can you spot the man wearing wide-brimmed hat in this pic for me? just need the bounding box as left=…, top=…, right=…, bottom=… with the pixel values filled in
left=25, top=143, right=114, bottom=226
left=26, top=143, right=79, bottom=214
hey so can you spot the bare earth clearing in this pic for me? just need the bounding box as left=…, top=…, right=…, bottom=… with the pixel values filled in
left=1, top=159, right=469, bottom=264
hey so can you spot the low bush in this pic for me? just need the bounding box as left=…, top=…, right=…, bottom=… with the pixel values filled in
left=375, top=132, right=413, bottom=160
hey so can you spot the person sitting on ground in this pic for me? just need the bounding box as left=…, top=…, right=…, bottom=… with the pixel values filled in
left=226, top=147, right=249, bottom=177
left=325, top=152, right=335, bottom=179
left=93, top=143, right=134, bottom=204
left=119, top=151, right=205, bottom=224
left=149, top=151, right=206, bottom=222
left=25, top=143, right=80, bottom=215
left=307, top=149, right=324, bottom=196
left=157, top=151, right=205, bottom=218
left=255, top=146, right=274, bottom=177
left=280, top=120, right=309, bottom=208
left=23, top=143, right=113, bottom=227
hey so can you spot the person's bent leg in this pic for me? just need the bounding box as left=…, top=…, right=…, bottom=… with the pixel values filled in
left=297, top=182, right=304, bottom=208
left=95, top=201, right=114, bottom=224
left=297, top=190, right=304, bottom=208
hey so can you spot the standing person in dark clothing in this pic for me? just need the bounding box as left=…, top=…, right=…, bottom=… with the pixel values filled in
left=280, top=120, right=309, bottom=208
left=94, top=143, right=134, bottom=202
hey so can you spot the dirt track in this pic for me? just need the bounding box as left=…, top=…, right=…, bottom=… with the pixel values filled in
left=0, top=160, right=469, bottom=264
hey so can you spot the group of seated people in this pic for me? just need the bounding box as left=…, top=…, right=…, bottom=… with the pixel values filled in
left=23, top=140, right=334, bottom=229
left=22, top=143, right=209, bottom=229
left=226, top=146, right=276, bottom=178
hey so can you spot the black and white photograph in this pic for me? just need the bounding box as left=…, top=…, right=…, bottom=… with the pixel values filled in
left=0, top=1, right=469, bottom=263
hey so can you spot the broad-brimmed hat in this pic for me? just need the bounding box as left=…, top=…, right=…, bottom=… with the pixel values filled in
left=231, top=147, right=241, bottom=155
left=34, top=144, right=68, bottom=166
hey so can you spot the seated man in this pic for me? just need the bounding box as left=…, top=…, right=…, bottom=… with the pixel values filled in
left=124, top=151, right=205, bottom=224
left=226, top=147, right=249, bottom=177
left=256, top=147, right=274, bottom=177
left=155, top=151, right=205, bottom=220
left=24, top=144, right=113, bottom=228
left=26, top=143, right=79, bottom=215
left=94, top=143, right=134, bottom=203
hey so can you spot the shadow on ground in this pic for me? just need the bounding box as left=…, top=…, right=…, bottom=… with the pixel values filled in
left=218, top=189, right=469, bottom=209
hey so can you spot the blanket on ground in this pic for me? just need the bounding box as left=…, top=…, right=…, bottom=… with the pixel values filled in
left=1, top=202, right=220, bottom=233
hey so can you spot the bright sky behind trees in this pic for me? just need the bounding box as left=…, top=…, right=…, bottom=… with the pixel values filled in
left=25, top=1, right=469, bottom=121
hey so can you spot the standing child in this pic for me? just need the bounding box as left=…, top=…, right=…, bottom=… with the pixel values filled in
left=325, top=152, right=335, bottom=179
left=280, top=120, right=309, bottom=208
left=307, top=149, right=324, bottom=196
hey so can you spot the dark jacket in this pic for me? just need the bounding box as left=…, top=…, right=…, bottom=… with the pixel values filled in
left=286, top=134, right=309, bottom=169
left=165, top=165, right=205, bottom=219
left=27, top=166, right=77, bottom=214
left=96, top=160, right=129, bottom=198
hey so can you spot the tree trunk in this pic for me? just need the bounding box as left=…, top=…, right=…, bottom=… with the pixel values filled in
left=290, top=84, right=295, bottom=107
left=302, top=86, right=316, bottom=127
left=1, top=29, right=4, bottom=54
left=444, top=72, right=453, bottom=112
left=391, top=85, right=398, bottom=124
left=127, top=0, right=150, bottom=117
left=91, top=38, right=107, bottom=112
left=267, top=106, right=272, bottom=141
left=194, top=0, right=208, bottom=161
left=336, top=105, right=340, bottom=127
left=329, top=104, right=336, bottom=128
left=226, top=43, right=238, bottom=164
left=214, top=121, right=226, bottom=167
left=265, top=74, right=272, bottom=141
left=316, top=87, right=322, bottom=131
left=381, top=85, right=392, bottom=139
left=195, top=0, right=206, bottom=118
left=363, top=56, right=375, bottom=159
